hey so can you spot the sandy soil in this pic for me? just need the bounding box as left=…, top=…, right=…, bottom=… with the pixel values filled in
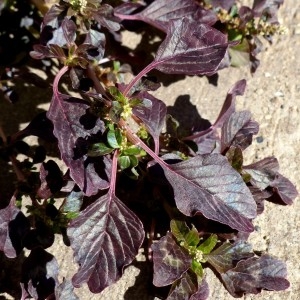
left=0, top=0, right=299, bottom=299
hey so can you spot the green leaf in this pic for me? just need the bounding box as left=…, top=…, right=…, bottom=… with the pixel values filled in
left=118, top=156, right=131, bottom=170
left=113, top=60, right=120, bottom=71
left=129, top=155, right=138, bottom=167
left=197, top=234, right=218, bottom=255
left=88, top=143, right=113, bottom=156
left=129, top=98, right=142, bottom=107
left=122, top=146, right=141, bottom=156
left=191, top=260, right=203, bottom=278
left=185, top=225, right=200, bottom=247
left=226, top=146, right=243, bottom=172
left=170, top=220, right=200, bottom=247
left=108, top=86, right=126, bottom=104
left=170, top=220, right=190, bottom=243
left=107, top=128, right=122, bottom=149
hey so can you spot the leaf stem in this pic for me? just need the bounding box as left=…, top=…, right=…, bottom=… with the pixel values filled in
left=109, top=149, right=119, bottom=195
left=53, top=65, right=69, bottom=96
left=123, top=61, right=159, bottom=97
left=114, top=12, right=138, bottom=21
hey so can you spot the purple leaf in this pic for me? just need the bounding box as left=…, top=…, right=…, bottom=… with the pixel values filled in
left=79, top=29, right=106, bottom=61
left=206, top=240, right=254, bottom=274
left=47, top=18, right=76, bottom=47
left=162, top=154, right=256, bottom=232
left=0, top=197, right=30, bottom=258
left=55, top=279, right=79, bottom=300
left=168, top=272, right=209, bottom=300
left=244, top=157, right=279, bottom=190
left=67, top=191, right=144, bottom=293
left=253, top=0, right=284, bottom=23
left=61, top=18, right=77, bottom=45
left=221, top=111, right=259, bottom=152
left=132, top=92, right=167, bottom=153
left=190, top=277, right=210, bottom=300
left=152, top=232, right=191, bottom=287
left=184, top=80, right=246, bottom=153
left=213, top=80, right=246, bottom=128
left=269, top=173, right=298, bottom=205
left=114, top=3, right=143, bottom=15
left=194, top=131, right=220, bottom=155
left=119, top=0, right=214, bottom=32
left=209, top=0, right=235, bottom=11
left=221, top=254, right=290, bottom=297
left=92, top=4, right=121, bottom=32
left=47, top=92, right=110, bottom=196
left=37, top=160, right=63, bottom=199
left=22, top=248, right=59, bottom=299
left=153, top=18, right=228, bottom=75
left=248, top=186, right=272, bottom=214
left=42, top=4, right=66, bottom=28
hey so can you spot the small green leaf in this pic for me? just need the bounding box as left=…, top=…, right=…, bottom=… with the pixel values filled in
left=107, top=128, right=122, bottom=149
left=122, top=146, right=141, bottom=156
left=108, top=86, right=127, bottom=104
left=170, top=220, right=200, bottom=247
left=113, top=60, right=120, bottom=71
left=118, top=156, right=130, bottom=170
left=129, top=155, right=138, bottom=167
left=226, top=146, right=243, bottom=172
left=88, top=143, right=113, bottom=156
left=65, top=211, right=79, bottom=220
left=197, top=234, right=218, bottom=254
left=191, top=260, right=203, bottom=278
left=170, top=220, right=190, bottom=243
left=129, top=98, right=142, bottom=107
left=185, top=225, right=200, bottom=247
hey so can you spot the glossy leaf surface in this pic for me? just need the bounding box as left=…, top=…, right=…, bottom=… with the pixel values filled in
left=221, top=254, right=289, bottom=296
left=152, top=232, right=191, bottom=287
left=206, top=240, right=253, bottom=274
left=47, top=93, right=110, bottom=196
left=67, top=191, right=144, bottom=293
left=153, top=18, right=228, bottom=75
left=162, top=154, right=257, bottom=232
left=168, top=271, right=209, bottom=300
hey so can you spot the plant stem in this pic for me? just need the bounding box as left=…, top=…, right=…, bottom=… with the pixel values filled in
left=53, top=65, right=69, bottom=96
left=109, top=149, right=119, bottom=196
left=119, top=119, right=167, bottom=167
left=114, top=12, right=138, bottom=21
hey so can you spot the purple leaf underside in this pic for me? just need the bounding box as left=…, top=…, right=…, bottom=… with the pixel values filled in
left=162, top=154, right=257, bottom=232
left=221, top=254, right=290, bottom=297
left=154, top=18, right=228, bottom=76
left=67, top=192, right=144, bottom=293
left=152, top=232, right=191, bottom=287
left=47, top=93, right=110, bottom=196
